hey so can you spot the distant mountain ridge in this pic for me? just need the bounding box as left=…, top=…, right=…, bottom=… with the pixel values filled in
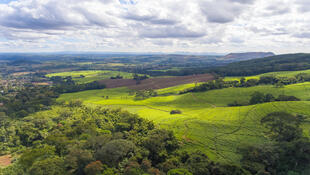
left=219, top=52, right=275, bottom=61
left=212, top=53, right=310, bottom=76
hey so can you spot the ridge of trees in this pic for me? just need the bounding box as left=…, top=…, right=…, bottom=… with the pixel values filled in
left=212, top=53, right=310, bottom=76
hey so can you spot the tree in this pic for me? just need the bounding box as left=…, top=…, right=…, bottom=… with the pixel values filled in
left=64, top=148, right=94, bottom=175
left=19, top=145, right=57, bottom=171
left=250, top=92, right=265, bottom=105
left=275, top=82, right=284, bottom=88
left=261, top=112, right=304, bottom=142
left=84, top=161, right=104, bottom=175
left=264, top=93, right=275, bottom=102
left=143, top=129, right=179, bottom=164
left=28, top=157, right=65, bottom=175
left=96, top=139, right=136, bottom=167
left=240, top=112, right=310, bottom=174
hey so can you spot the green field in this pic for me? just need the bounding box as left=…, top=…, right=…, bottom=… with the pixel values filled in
left=46, top=70, right=138, bottom=83
left=224, top=68, right=310, bottom=81
left=58, top=82, right=310, bottom=164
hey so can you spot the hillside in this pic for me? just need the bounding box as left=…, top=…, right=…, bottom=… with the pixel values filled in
left=58, top=81, right=310, bottom=164
left=213, top=53, right=310, bottom=76
left=218, top=52, right=275, bottom=61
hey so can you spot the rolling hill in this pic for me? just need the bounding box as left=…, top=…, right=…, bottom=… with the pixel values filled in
left=213, top=53, right=310, bottom=76
left=218, top=52, right=275, bottom=62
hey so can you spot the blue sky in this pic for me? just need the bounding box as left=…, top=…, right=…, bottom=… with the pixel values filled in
left=0, top=0, right=15, bottom=4
left=0, top=0, right=309, bottom=53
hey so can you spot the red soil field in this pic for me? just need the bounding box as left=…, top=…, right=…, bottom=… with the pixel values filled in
left=99, top=73, right=214, bottom=90
left=0, top=155, right=12, bottom=167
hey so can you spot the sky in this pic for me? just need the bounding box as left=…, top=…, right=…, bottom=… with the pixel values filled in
left=0, top=0, right=309, bottom=54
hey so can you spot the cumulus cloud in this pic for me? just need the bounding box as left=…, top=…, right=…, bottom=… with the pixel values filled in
left=0, top=0, right=309, bottom=53
left=199, top=0, right=256, bottom=23
left=138, top=25, right=206, bottom=38
left=296, top=0, right=310, bottom=12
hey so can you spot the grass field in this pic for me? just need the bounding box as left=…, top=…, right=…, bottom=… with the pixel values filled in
left=224, top=68, right=310, bottom=81
left=58, top=82, right=310, bottom=164
left=46, top=70, right=139, bottom=83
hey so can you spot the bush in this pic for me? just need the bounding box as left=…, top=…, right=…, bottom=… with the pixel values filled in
left=276, top=95, right=300, bottom=101
left=170, top=110, right=182, bottom=115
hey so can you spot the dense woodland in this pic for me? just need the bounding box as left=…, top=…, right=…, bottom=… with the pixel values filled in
left=0, top=76, right=106, bottom=118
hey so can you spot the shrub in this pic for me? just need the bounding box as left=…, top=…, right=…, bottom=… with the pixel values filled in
left=170, top=110, right=182, bottom=115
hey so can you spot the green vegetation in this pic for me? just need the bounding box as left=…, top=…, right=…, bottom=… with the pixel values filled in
left=57, top=82, right=310, bottom=165
left=224, top=68, right=310, bottom=82
left=213, top=53, right=310, bottom=76
left=0, top=104, right=251, bottom=175
left=46, top=70, right=140, bottom=83
left=239, top=112, right=310, bottom=175
left=1, top=53, right=310, bottom=174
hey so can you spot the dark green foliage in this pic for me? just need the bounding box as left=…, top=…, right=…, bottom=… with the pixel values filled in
left=240, top=112, right=310, bottom=175
left=65, top=148, right=94, bottom=175
left=0, top=86, right=58, bottom=118
left=134, top=89, right=157, bottom=100
left=18, top=145, right=65, bottom=175
left=259, top=76, right=278, bottom=85
left=53, top=79, right=106, bottom=94
left=180, top=79, right=225, bottom=93
left=96, top=139, right=135, bottom=167
left=249, top=92, right=275, bottom=105
left=133, top=74, right=149, bottom=84
left=110, top=75, right=123, bottom=79
left=170, top=110, right=182, bottom=115
left=249, top=92, right=298, bottom=105
left=182, top=151, right=249, bottom=175
left=28, top=156, right=65, bottom=175
left=1, top=105, right=196, bottom=174
left=228, top=100, right=244, bottom=107
left=84, top=161, right=104, bottom=175
left=261, top=112, right=304, bottom=142
left=212, top=53, right=310, bottom=76
left=249, top=92, right=265, bottom=105
left=276, top=95, right=300, bottom=102
left=143, top=129, right=179, bottom=164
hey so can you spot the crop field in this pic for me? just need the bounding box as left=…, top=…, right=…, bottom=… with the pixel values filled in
left=58, top=82, right=310, bottom=164
left=224, top=68, right=310, bottom=81
left=46, top=70, right=138, bottom=83
left=98, top=73, right=214, bottom=90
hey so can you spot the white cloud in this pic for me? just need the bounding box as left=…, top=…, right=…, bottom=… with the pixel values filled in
left=0, top=0, right=309, bottom=53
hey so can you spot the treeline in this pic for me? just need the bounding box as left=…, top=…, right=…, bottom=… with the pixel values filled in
left=134, top=89, right=157, bottom=100
left=229, top=92, right=300, bottom=106
left=239, top=112, right=310, bottom=174
left=51, top=76, right=106, bottom=93
left=181, top=73, right=310, bottom=95
left=212, top=53, right=310, bottom=76
left=0, top=86, right=58, bottom=118
left=0, top=77, right=106, bottom=118
left=0, top=103, right=251, bottom=175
